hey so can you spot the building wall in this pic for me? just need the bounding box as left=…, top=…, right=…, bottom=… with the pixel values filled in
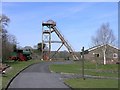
left=84, top=45, right=118, bottom=64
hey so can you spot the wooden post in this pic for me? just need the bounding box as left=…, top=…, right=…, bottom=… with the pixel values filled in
left=82, top=47, right=85, bottom=80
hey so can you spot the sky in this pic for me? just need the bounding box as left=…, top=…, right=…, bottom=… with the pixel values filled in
left=2, top=2, right=118, bottom=51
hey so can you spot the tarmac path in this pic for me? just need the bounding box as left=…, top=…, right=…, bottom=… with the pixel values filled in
left=7, top=61, right=72, bottom=89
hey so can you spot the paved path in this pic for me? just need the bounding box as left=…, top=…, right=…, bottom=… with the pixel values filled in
left=7, top=61, right=72, bottom=89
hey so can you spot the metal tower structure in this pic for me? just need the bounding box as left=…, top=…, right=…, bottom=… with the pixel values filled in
left=42, top=20, right=79, bottom=60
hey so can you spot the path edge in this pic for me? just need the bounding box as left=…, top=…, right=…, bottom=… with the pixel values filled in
left=4, top=62, right=40, bottom=90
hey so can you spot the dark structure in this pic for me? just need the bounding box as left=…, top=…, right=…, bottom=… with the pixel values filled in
left=42, top=20, right=78, bottom=60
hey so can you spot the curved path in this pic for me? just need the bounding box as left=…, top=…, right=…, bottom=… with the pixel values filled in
left=7, top=61, right=72, bottom=89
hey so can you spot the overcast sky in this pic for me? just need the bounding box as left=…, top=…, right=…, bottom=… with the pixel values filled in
left=2, top=2, right=118, bottom=51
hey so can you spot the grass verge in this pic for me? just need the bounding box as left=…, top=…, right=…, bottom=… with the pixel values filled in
left=50, top=61, right=118, bottom=77
left=65, top=78, right=118, bottom=88
left=2, top=60, right=40, bottom=89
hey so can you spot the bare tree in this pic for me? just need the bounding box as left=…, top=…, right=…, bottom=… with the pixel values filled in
left=0, top=14, right=10, bottom=34
left=91, top=23, right=116, bottom=65
left=0, top=14, right=17, bottom=61
left=0, top=14, right=10, bottom=61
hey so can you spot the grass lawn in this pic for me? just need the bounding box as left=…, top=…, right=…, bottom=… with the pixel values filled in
left=65, top=78, right=118, bottom=88
left=50, top=63, right=81, bottom=73
left=50, top=61, right=118, bottom=77
left=2, top=60, right=41, bottom=89
left=0, top=76, right=2, bottom=90
left=50, top=61, right=119, bottom=89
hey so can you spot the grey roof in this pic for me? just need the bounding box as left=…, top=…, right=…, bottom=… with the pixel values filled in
left=87, top=44, right=119, bottom=51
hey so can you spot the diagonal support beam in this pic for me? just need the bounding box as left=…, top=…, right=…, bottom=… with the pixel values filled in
left=51, top=43, right=64, bottom=59
left=52, top=26, right=79, bottom=60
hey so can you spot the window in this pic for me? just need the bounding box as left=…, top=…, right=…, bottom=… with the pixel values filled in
left=93, top=53, right=100, bottom=57
left=113, top=53, right=118, bottom=58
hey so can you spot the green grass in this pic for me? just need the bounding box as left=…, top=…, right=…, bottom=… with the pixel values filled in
left=50, top=61, right=118, bottom=77
left=50, top=63, right=81, bottom=73
left=0, top=76, right=2, bottom=90
left=50, top=61, right=118, bottom=89
left=2, top=60, right=41, bottom=89
left=65, top=78, right=118, bottom=88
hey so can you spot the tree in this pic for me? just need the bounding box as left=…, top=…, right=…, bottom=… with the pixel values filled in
left=0, top=14, right=10, bottom=35
left=0, top=14, right=10, bottom=61
left=37, top=43, right=46, bottom=51
left=0, top=14, right=17, bottom=61
left=0, top=14, right=10, bottom=44
left=91, top=23, right=116, bottom=65
left=8, top=34, right=17, bottom=51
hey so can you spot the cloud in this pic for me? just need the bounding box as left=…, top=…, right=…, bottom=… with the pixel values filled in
left=2, top=2, right=96, bottom=22
left=49, top=3, right=96, bottom=19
